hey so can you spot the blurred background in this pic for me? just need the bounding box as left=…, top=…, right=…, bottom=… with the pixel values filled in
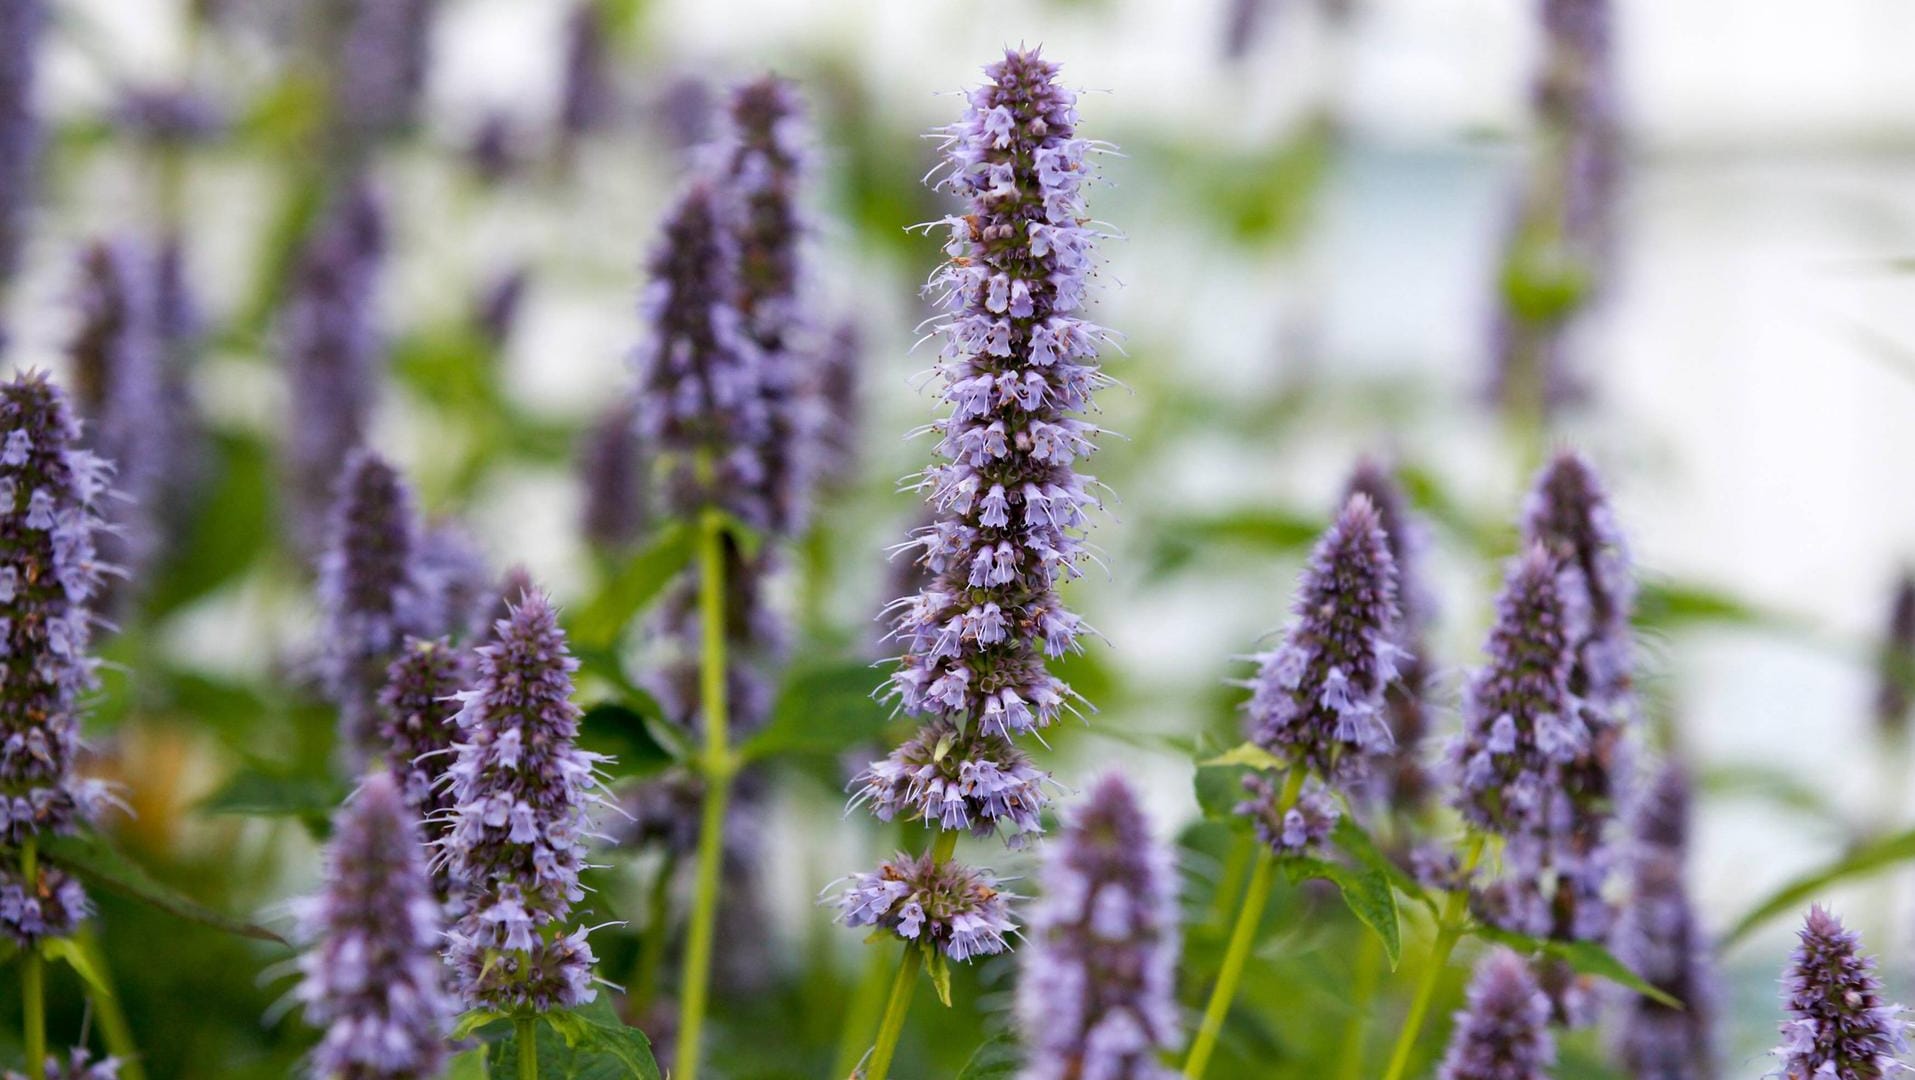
left=7, top=0, right=1915, bottom=1076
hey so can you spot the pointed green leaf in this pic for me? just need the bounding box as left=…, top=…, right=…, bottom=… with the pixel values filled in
left=1331, top=816, right=1437, bottom=914
left=577, top=701, right=678, bottom=780
left=444, top=1047, right=489, bottom=1080
left=40, top=833, right=288, bottom=947
left=1281, top=856, right=1401, bottom=969
left=197, top=764, right=346, bottom=823
left=954, top=1031, right=1022, bottom=1079
left=39, top=936, right=112, bottom=1000
left=1192, top=759, right=1256, bottom=824
left=1719, top=826, right=1915, bottom=949
left=926, top=945, right=954, bottom=1008
left=737, top=659, right=891, bottom=761
left=1475, top=926, right=1682, bottom=1009
left=570, top=522, right=696, bottom=650
left=451, top=1009, right=511, bottom=1041
left=1199, top=742, right=1284, bottom=771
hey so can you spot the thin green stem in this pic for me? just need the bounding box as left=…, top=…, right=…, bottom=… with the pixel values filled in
left=833, top=947, right=894, bottom=1078
left=73, top=930, right=144, bottom=1080
left=21, top=840, right=44, bottom=1080
left=1208, top=831, right=1252, bottom=929
left=1380, top=835, right=1487, bottom=1080
left=1335, top=927, right=1384, bottom=1080
left=865, top=943, right=924, bottom=1080
left=1183, top=768, right=1306, bottom=1079
left=674, top=507, right=736, bottom=1080
left=516, top=1016, right=538, bottom=1080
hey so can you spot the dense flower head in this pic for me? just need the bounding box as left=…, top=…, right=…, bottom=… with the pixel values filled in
left=886, top=47, right=1113, bottom=740
left=1775, top=906, right=1909, bottom=1079
left=377, top=636, right=470, bottom=896
left=0, top=372, right=114, bottom=845
left=1235, top=773, right=1339, bottom=856
left=851, top=718, right=1050, bottom=845
left=836, top=850, right=1016, bottom=962
left=441, top=589, right=606, bottom=1012
left=1875, top=571, right=1915, bottom=737
left=0, top=862, right=89, bottom=946
left=68, top=238, right=169, bottom=604
left=3, top=1048, right=119, bottom=1080
left=476, top=563, right=536, bottom=645
left=1448, top=545, right=1584, bottom=839
left=0, top=0, right=44, bottom=291
left=295, top=771, right=453, bottom=1080
left=723, top=74, right=815, bottom=536
left=283, top=179, right=387, bottom=547
left=1612, top=763, right=1716, bottom=1080
left=577, top=394, right=645, bottom=553
left=1343, top=459, right=1437, bottom=818
left=633, top=178, right=767, bottom=525
left=1243, top=493, right=1403, bottom=786
left=1437, top=949, right=1556, bottom=1080
left=1017, top=775, right=1179, bottom=1080
left=318, top=450, right=433, bottom=759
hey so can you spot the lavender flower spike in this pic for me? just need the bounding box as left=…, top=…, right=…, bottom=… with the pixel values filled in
left=1243, top=492, right=1403, bottom=784
left=1436, top=950, right=1556, bottom=1080
left=1612, top=763, right=1716, bottom=1079
left=283, top=179, right=387, bottom=550
left=442, top=589, right=606, bottom=1012
left=295, top=771, right=453, bottom=1080
left=1775, top=906, right=1909, bottom=1079
left=633, top=178, right=767, bottom=527
left=577, top=395, right=646, bottom=553
left=723, top=74, right=815, bottom=536
left=836, top=851, right=1015, bottom=962
left=3, top=1048, right=119, bottom=1080
left=0, top=373, right=113, bottom=851
left=1874, top=571, right=1915, bottom=737
left=0, top=0, right=44, bottom=294
left=318, top=450, right=433, bottom=761
left=1017, top=775, right=1179, bottom=1080
left=377, top=636, right=471, bottom=900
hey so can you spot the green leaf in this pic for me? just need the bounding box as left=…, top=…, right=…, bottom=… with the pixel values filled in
left=444, top=1047, right=489, bottom=1080
left=39, top=936, right=112, bottom=1000
left=1200, top=742, right=1283, bottom=771
left=953, top=1031, right=1022, bottom=1079
left=1475, top=927, right=1682, bottom=1008
left=452, top=1009, right=511, bottom=1041
left=144, top=432, right=273, bottom=619
left=39, top=833, right=288, bottom=947
left=1700, top=762, right=1850, bottom=830
left=926, top=945, right=953, bottom=1008
left=1281, top=856, right=1401, bottom=969
left=1330, top=816, right=1437, bottom=914
left=197, top=764, right=346, bottom=823
left=489, top=998, right=662, bottom=1080
left=737, top=659, right=890, bottom=761
left=1636, top=578, right=1798, bottom=633
left=1145, top=507, right=1326, bottom=576
left=1192, top=759, right=1255, bottom=823
left=569, top=523, right=697, bottom=650
left=1719, top=826, right=1915, bottom=949
left=577, top=701, right=678, bottom=780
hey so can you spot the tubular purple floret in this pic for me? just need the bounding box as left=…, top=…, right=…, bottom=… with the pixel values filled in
left=1774, top=906, right=1909, bottom=1079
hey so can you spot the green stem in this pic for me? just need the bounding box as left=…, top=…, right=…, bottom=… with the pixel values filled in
left=1208, top=831, right=1253, bottom=929
left=1335, top=927, right=1384, bottom=1080
left=21, top=840, right=44, bottom=1080
left=1183, top=769, right=1306, bottom=1079
left=673, top=507, right=736, bottom=1080
left=73, top=930, right=144, bottom=1080
left=863, top=830, right=959, bottom=1080
left=629, top=852, right=677, bottom=1017
left=516, top=1016, right=538, bottom=1080
left=1380, top=836, right=1487, bottom=1080
left=833, top=947, right=894, bottom=1078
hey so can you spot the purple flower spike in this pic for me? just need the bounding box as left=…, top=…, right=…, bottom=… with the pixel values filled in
left=114, top=84, right=224, bottom=145
left=0, top=0, right=45, bottom=292
left=633, top=179, right=767, bottom=526
left=0, top=862, right=89, bottom=946
left=886, top=46, right=1112, bottom=740
left=836, top=851, right=1016, bottom=962
left=283, top=179, right=387, bottom=549
left=333, top=0, right=437, bottom=140
left=4, top=1048, right=119, bottom=1080
left=1017, top=775, right=1179, bottom=1080
left=1448, top=545, right=1583, bottom=840
left=1613, top=763, right=1716, bottom=1079
left=295, top=771, right=453, bottom=1080
left=477, top=563, right=537, bottom=644
left=415, top=519, right=491, bottom=643
left=1775, top=906, right=1909, bottom=1079
left=557, top=2, right=613, bottom=142
left=809, top=319, right=862, bottom=495
left=1437, top=949, right=1556, bottom=1080
left=473, top=264, right=529, bottom=351
left=724, top=74, right=814, bottom=536
left=1343, top=459, right=1438, bottom=818
left=1243, top=493, right=1403, bottom=789
left=577, top=395, right=646, bottom=553
left=442, top=589, right=606, bottom=1012
left=318, top=450, right=433, bottom=760
left=0, top=373, right=113, bottom=847
left=377, top=636, right=471, bottom=898
left=851, top=719, right=1050, bottom=846
left=1874, top=572, right=1915, bottom=737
